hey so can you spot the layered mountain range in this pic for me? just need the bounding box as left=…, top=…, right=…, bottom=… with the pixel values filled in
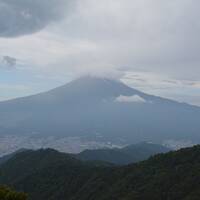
left=0, top=142, right=170, bottom=166
left=0, top=145, right=200, bottom=200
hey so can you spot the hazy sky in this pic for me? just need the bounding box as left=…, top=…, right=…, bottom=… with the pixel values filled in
left=0, top=0, right=200, bottom=105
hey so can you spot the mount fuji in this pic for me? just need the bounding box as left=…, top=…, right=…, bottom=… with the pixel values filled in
left=0, top=76, right=200, bottom=144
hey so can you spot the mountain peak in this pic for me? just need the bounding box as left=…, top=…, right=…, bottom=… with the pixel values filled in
left=72, top=75, right=117, bottom=82
left=48, top=75, right=139, bottom=100
left=68, top=75, right=125, bottom=88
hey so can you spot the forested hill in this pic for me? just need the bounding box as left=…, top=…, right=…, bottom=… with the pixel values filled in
left=0, top=146, right=200, bottom=200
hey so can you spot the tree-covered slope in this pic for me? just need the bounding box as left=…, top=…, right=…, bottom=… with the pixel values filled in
left=0, top=149, right=27, bottom=166
left=73, top=145, right=200, bottom=200
left=0, top=146, right=200, bottom=200
left=0, top=149, right=109, bottom=200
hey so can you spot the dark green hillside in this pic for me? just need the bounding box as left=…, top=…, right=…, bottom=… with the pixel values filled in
left=0, top=149, right=110, bottom=200
left=76, top=148, right=133, bottom=165
left=0, top=146, right=200, bottom=200
left=76, top=142, right=170, bottom=165
left=0, top=149, right=27, bottom=166
left=73, top=145, right=200, bottom=200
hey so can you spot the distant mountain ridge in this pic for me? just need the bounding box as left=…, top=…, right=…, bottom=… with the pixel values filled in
left=0, top=142, right=170, bottom=166
left=0, top=145, right=200, bottom=200
left=0, top=76, right=200, bottom=144
left=76, top=142, right=170, bottom=165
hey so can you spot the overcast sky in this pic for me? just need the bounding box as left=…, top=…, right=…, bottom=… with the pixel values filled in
left=0, top=0, right=200, bottom=105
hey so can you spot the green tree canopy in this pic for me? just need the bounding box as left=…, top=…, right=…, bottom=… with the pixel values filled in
left=0, top=186, right=27, bottom=200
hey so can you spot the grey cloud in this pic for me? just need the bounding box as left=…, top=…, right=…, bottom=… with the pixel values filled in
left=0, top=0, right=73, bottom=37
left=56, top=0, right=200, bottom=81
left=1, top=56, right=17, bottom=69
left=1, top=0, right=199, bottom=81
left=3, top=56, right=16, bottom=66
left=115, top=95, right=147, bottom=103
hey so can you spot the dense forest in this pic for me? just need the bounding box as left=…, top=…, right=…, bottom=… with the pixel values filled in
left=0, top=146, right=200, bottom=200
left=0, top=185, right=27, bottom=200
